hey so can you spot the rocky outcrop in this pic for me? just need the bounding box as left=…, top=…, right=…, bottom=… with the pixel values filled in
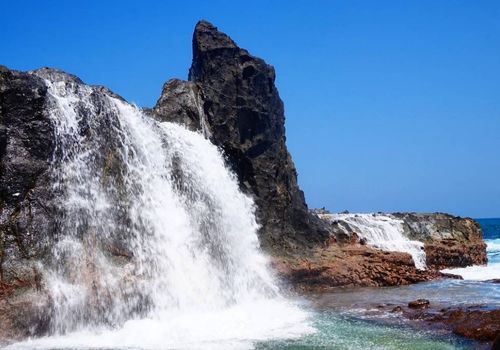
left=315, top=211, right=487, bottom=270
left=401, top=303, right=500, bottom=344
left=362, top=300, right=499, bottom=345
left=150, top=79, right=205, bottom=133
left=393, top=212, right=487, bottom=269
left=273, top=243, right=460, bottom=291
left=152, top=21, right=329, bottom=252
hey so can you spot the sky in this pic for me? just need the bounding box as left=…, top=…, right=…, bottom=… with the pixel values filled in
left=1, top=1, right=499, bottom=218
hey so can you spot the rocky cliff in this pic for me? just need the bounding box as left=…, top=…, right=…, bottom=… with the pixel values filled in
left=0, top=20, right=489, bottom=342
left=151, top=21, right=329, bottom=252
left=0, top=66, right=57, bottom=339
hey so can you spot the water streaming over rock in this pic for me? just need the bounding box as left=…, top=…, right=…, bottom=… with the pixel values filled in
left=324, top=213, right=427, bottom=270
left=10, top=71, right=312, bottom=349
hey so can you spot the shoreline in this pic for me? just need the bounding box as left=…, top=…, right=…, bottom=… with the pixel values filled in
left=300, top=278, right=500, bottom=348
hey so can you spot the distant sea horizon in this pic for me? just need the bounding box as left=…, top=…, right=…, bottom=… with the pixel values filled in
left=476, top=217, right=500, bottom=240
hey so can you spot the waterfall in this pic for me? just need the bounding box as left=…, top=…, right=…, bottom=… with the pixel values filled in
left=325, top=214, right=427, bottom=270
left=11, top=72, right=311, bottom=349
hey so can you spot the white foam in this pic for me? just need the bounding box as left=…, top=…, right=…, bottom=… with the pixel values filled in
left=441, top=263, right=500, bottom=281
left=7, top=76, right=313, bottom=348
left=6, top=299, right=314, bottom=350
left=486, top=238, right=500, bottom=254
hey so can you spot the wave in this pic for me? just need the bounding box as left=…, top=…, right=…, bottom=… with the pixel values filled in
left=486, top=238, right=500, bottom=253
left=441, top=238, right=500, bottom=280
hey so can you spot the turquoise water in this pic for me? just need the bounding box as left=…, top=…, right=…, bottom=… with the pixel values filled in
left=256, top=312, right=477, bottom=350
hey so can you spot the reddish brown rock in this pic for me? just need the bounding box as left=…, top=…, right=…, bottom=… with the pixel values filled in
left=273, top=243, right=460, bottom=292
left=362, top=303, right=499, bottom=346
left=430, top=308, right=500, bottom=342
left=425, top=239, right=487, bottom=269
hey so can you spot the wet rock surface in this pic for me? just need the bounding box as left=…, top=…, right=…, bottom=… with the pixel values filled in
left=386, top=303, right=499, bottom=346
left=0, top=66, right=57, bottom=342
left=403, top=304, right=500, bottom=344
left=273, top=244, right=461, bottom=291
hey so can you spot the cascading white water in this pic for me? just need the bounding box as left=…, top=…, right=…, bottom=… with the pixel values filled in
left=8, top=74, right=312, bottom=349
left=324, top=214, right=427, bottom=270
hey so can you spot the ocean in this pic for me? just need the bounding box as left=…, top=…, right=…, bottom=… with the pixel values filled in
left=478, top=218, right=500, bottom=267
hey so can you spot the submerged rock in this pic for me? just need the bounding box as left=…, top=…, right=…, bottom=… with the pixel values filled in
left=408, top=299, right=430, bottom=309
left=407, top=305, right=500, bottom=343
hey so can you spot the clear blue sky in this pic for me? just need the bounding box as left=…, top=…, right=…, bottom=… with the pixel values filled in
left=1, top=1, right=499, bottom=218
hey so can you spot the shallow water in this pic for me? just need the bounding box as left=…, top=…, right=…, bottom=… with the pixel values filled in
left=5, top=79, right=497, bottom=350
left=256, top=312, right=477, bottom=350
left=8, top=279, right=497, bottom=350
left=310, top=279, right=500, bottom=312
left=7, top=310, right=479, bottom=350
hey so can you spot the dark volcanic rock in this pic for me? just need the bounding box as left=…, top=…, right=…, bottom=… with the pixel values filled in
left=0, top=66, right=56, bottom=281
left=151, top=79, right=205, bottom=133
left=0, top=66, right=56, bottom=341
left=153, top=21, right=329, bottom=251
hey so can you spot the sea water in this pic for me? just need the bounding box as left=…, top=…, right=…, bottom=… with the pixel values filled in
left=442, top=218, right=500, bottom=280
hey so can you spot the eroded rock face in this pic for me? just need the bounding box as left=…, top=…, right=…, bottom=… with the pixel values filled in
left=153, top=21, right=329, bottom=251
left=150, top=79, right=206, bottom=133
left=393, top=212, right=487, bottom=269
left=0, top=66, right=56, bottom=341
left=0, top=67, right=57, bottom=285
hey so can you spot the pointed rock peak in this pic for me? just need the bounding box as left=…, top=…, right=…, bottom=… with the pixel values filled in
left=193, top=20, right=238, bottom=53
